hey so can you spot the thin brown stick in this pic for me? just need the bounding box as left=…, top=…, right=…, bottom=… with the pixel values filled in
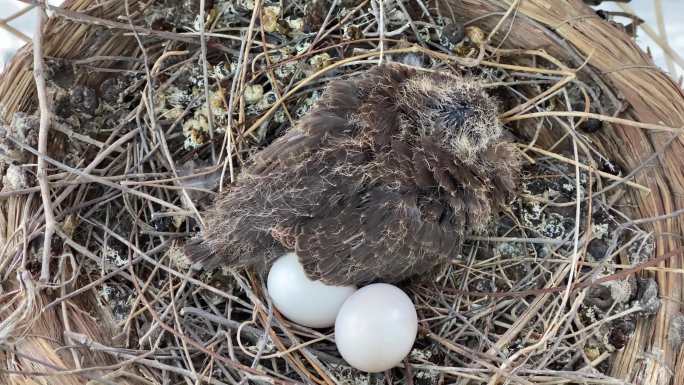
left=0, top=19, right=31, bottom=43
left=32, top=1, right=55, bottom=284
left=505, top=110, right=684, bottom=134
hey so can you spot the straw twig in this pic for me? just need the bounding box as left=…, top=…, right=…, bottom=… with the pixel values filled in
left=32, top=0, right=55, bottom=284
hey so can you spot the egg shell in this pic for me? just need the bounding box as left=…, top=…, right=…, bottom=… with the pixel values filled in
left=334, top=283, right=418, bottom=373
left=267, top=253, right=356, bottom=328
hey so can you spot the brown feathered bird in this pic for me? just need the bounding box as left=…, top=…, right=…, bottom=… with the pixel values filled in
left=185, top=64, right=519, bottom=286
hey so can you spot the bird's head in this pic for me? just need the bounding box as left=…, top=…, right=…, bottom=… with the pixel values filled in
left=395, top=72, right=501, bottom=163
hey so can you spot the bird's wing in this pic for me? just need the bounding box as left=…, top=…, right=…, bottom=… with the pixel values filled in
left=249, top=79, right=363, bottom=175
left=185, top=79, right=363, bottom=265
left=184, top=171, right=292, bottom=269
left=292, top=139, right=463, bottom=286
left=248, top=64, right=416, bottom=175
left=293, top=176, right=463, bottom=285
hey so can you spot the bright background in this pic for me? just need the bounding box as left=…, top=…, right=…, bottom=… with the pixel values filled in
left=1, top=0, right=63, bottom=65
left=0, top=0, right=682, bottom=78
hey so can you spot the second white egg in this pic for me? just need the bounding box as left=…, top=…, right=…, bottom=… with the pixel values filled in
left=267, top=253, right=356, bottom=328
left=334, top=283, right=418, bottom=373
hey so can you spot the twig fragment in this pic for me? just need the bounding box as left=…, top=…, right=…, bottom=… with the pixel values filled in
left=32, top=0, right=56, bottom=284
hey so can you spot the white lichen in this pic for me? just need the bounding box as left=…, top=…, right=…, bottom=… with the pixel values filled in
left=236, top=0, right=255, bottom=11
left=592, top=223, right=609, bottom=239
left=183, top=111, right=210, bottom=149
left=628, top=236, right=654, bottom=265
left=295, top=39, right=312, bottom=54
left=261, top=6, right=281, bottom=33
left=248, top=90, right=278, bottom=115
left=102, top=245, right=128, bottom=268
left=309, top=53, right=332, bottom=71
left=342, top=24, right=361, bottom=41
left=415, top=369, right=439, bottom=383
left=327, top=363, right=381, bottom=385
left=244, top=84, right=265, bottom=105
left=541, top=213, right=567, bottom=239
left=2, top=164, right=29, bottom=191
left=211, top=61, right=236, bottom=80
left=166, top=244, right=192, bottom=270
left=409, top=348, right=433, bottom=361
left=584, top=305, right=598, bottom=324
left=273, top=108, right=287, bottom=123
left=99, top=283, right=132, bottom=322
left=273, top=48, right=299, bottom=80
left=163, top=86, right=195, bottom=110
left=245, top=334, right=276, bottom=355
left=416, top=25, right=432, bottom=42
left=1, top=112, right=37, bottom=164
left=602, top=279, right=633, bottom=304
left=286, top=18, right=304, bottom=34
left=521, top=201, right=543, bottom=226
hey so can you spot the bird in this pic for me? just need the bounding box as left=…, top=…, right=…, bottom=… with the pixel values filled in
left=185, top=64, right=519, bottom=286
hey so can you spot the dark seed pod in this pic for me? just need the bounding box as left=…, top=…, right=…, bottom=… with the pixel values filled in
left=608, top=317, right=636, bottom=349
left=585, top=285, right=613, bottom=310
left=441, top=22, right=465, bottom=46
left=579, top=118, right=603, bottom=133
left=152, top=216, right=172, bottom=233
left=186, top=64, right=520, bottom=286
left=587, top=238, right=609, bottom=261
left=151, top=18, right=174, bottom=31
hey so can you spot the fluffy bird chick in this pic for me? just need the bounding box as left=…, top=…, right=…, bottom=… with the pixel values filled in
left=185, top=64, right=519, bottom=286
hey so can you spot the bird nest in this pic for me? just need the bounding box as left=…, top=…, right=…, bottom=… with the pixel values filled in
left=1, top=1, right=683, bottom=384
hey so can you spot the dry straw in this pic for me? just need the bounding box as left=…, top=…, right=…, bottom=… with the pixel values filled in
left=0, top=0, right=683, bottom=384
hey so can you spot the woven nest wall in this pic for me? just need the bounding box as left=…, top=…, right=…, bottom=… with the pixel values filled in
left=0, top=0, right=683, bottom=384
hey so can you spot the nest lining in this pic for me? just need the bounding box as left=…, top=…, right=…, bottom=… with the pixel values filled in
left=0, top=1, right=682, bottom=385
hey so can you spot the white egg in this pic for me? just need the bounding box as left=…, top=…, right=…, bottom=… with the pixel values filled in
left=334, top=283, right=418, bottom=373
left=267, top=253, right=356, bottom=328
